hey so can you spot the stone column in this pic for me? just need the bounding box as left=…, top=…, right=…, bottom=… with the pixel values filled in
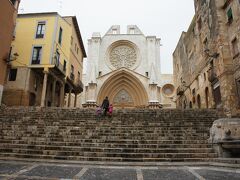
left=68, top=88, right=73, bottom=107
left=51, top=80, right=57, bottom=107
left=60, top=83, right=65, bottom=107
left=40, top=71, right=48, bottom=107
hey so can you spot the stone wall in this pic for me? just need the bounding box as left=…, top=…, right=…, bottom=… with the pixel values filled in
left=173, top=0, right=240, bottom=116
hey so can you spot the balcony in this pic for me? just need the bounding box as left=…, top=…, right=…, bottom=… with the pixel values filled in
left=208, top=68, right=218, bottom=83
left=66, top=76, right=84, bottom=94
left=52, top=58, right=66, bottom=76
left=75, top=79, right=84, bottom=93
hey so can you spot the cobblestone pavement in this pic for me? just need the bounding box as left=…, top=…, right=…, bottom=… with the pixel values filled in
left=0, top=160, right=239, bottom=180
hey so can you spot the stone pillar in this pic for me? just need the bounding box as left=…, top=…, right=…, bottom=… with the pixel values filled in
left=74, top=93, right=78, bottom=107
left=148, top=83, right=160, bottom=109
left=85, top=83, right=97, bottom=108
left=68, top=88, right=72, bottom=107
left=40, top=71, right=48, bottom=107
left=51, top=80, right=57, bottom=107
left=60, top=83, right=65, bottom=107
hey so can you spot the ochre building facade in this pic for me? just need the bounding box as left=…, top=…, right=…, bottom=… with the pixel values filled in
left=3, top=12, right=86, bottom=107
left=0, top=0, right=20, bottom=105
left=173, top=0, right=240, bottom=116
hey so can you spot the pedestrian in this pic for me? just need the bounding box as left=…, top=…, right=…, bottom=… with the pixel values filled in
left=108, top=104, right=113, bottom=117
left=101, top=96, right=109, bottom=116
left=96, top=105, right=102, bottom=119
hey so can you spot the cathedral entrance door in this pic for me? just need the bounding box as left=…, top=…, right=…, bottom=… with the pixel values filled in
left=97, top=70, right=148, bottom=108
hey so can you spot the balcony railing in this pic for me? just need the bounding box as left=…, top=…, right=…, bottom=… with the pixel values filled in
left=52, top=58, right=65, bottom=75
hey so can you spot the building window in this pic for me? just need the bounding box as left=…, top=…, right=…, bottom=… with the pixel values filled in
left=9, top=69, right=17, bottom=81
left=31, top=46, right=42, bottom=64
left=232, top=38, right=239, bottom=58
left=99, top=71, right=102, bottom=77
left=227, top=7, right=233, bottom=24
left=63, top=60, right=67, bottom=72
left=204, top=73, right=207, bottom=81
left=58, top=27, right=63, bottom=45
left=71, top=36, right=73, bottom=45
left=77, top=47, right=79, bottom=54
left=146, top=72, right=149, bottom=77
left=78, top=71, right=80, bottom=80
left=36, top=22, right=46, bottom=38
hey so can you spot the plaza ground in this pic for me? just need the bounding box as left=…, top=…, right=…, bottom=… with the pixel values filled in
left=0, top=160, right=239, bottom=180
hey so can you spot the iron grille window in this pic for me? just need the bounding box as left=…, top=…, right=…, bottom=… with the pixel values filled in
left=32, top=47, right=42, bottom=64
left=36, top=22, right=46, bottom=38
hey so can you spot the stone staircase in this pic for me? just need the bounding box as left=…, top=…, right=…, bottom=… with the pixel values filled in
left=0, top=107, right=222, bottom=162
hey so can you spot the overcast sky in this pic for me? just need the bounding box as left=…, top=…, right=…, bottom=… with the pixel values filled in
left=19, top=0, right=195, bottom=74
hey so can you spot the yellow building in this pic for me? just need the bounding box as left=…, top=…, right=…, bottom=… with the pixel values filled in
left=3, top=12, right=87, bottom=107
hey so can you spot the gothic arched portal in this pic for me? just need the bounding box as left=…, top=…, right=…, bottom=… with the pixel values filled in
left=97, top=70, right=148, bottom=108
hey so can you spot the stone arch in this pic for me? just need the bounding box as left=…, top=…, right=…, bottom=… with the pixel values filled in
left=97, top=70, right=148, bottom=108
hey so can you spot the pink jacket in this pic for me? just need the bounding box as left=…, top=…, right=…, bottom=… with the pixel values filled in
left=108, top=105, right=113, bottom=113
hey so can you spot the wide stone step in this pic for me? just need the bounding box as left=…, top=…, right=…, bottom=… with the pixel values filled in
left=0, top=145, right=215, bottom=154
left=0, top=139, right=209, bottom=145
left=1, top=131, right=210, bottom=138
left=1, top=135, right=208, bottom=141
left=0, top=152, right=215, bottom=162
left=0, top=142, right=212, bottom=148
left=0, top=108, right=221, bottom=162
left=0, top=150, right=217, bottom=159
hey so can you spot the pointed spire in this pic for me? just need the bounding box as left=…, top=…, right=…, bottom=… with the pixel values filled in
left=149, top=64, right=158, bottom=85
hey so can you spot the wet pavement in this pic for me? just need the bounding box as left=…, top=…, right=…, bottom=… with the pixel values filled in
left=0, top=160, right=239, bottom=180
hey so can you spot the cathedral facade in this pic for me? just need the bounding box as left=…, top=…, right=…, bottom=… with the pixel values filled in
left=83, top=25, right=175, bottom=108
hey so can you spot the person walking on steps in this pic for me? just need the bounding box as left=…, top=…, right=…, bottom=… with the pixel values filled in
left=102, top=96, right=109, bottom=116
